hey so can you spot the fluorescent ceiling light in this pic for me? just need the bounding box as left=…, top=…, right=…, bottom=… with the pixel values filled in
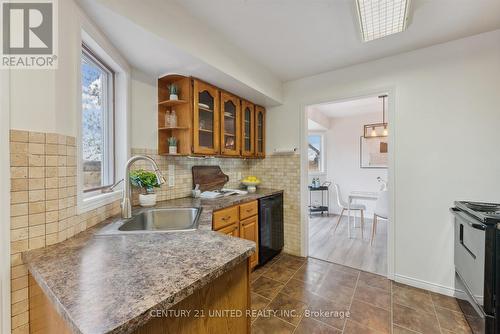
left=356, top=0, right=411, bottom=42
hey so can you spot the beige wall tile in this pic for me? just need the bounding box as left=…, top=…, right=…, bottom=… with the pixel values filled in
left=11, top=323, right=29, bottom=334
left=10, top=154, right=28, bottom=167
left=46, top=233, right=58, bottom=245
left=29, top=225, right=45, bottom=238
left=45, top=200, right=58, bottom=213
left=28, top=143, right=45, bottom=155
left=11, top=265, right=27, bottom=280
left=45, top=177, right=58, bottom=189
left=67, top=146, right=76, bottom=157
left=10, top=142, right=28, bottom=154
left=57, top=134, right=66, bottom=145
left=10, top=287, right=27, bottom=303
left=11, top=310, right=28, bottom=329
left=28, top=154, right=44, bottom=167
left=28, top=167, right=45, bottom=179
left=46, top=222, right=58, bottom=234
left=10, top=192, right=28, bottom=204
left=45, top=167, right=57, bottom=178
left=10, top=254, right=24, bottom=267
left=11, top=300, right=28, bottom=317
left=46, top=188, right=58, bottom=200
left=58, top=144, right=66, bottom=155
left=11, top=167, right=28, bottom=179
left=28, top=178, right=44, bottom=190
left=10, top=228, right=28, bottom=242
left=28, top=213, right=45, bottom=226
left=67, top=136, right=76, bottom=146
left=11, top=216, right=28, bottom=229
left=28, top=201, right=45, bottom=214
left=45, top=133, right=59, bottom=144
left=10, top=130, right=29, bottom=143
left=45, top=144, right=58, bottom=155
left=11, top=204, right=28, bottom=217
left=45, top=155, right=58, bottom=167
left=11, top=240, right=28, bottom=254
left=28, top=189, right=45, bottom=202
left=11, top=179, right=28, bottom=192
left=10, top=276, right=28, bottom=292
left=29, top=236, right=45, bottom=249
left=58, top=155, right=67, bottom=166
left=28, top=132, right=45, bottom=143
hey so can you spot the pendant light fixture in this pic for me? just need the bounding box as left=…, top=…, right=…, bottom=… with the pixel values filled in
left=363, top=95, right=388, bottom=138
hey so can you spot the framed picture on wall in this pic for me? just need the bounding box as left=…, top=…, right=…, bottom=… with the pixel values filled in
left=360, top=136, right=388, bottom=169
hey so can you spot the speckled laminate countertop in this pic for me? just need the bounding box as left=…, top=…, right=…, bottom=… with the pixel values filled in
left=23, top=188, right=283, bottom=334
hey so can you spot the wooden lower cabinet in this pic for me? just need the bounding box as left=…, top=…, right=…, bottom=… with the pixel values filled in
left=218, top=222, right=239, bottom=237
left=29, top=260, right=251, bottom=334
left=213, top=200, right=259, bottom=269
left=239, top=216, right=259, bottom=269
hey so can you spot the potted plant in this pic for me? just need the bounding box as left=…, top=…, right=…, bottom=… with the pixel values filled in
left=130, top=169, right=161, bottom=207
left=168, top=84, right=179, bottom=101
left=168, top=137, right=177, bottom=154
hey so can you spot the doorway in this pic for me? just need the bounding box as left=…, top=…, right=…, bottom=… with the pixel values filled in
left=303, top=93, right=393, bottom=277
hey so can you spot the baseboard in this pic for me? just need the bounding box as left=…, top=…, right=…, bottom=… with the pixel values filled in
left=395, top=274, right=457, bottom=297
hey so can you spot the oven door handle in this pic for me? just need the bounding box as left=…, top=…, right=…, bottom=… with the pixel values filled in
left=450, top=208, right=487, bottom=231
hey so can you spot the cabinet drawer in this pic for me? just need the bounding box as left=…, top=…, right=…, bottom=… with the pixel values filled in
left=239, top=201, right=258, bottom=220
left=216, top=222, right=239, bottom=238
left=213, top=206, right=239, bottom=230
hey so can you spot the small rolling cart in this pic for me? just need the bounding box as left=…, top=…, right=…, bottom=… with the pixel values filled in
left=308, top=181, right=331, bottom=216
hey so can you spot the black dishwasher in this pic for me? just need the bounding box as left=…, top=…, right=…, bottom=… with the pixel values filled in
left=258, top=193, right=284, bottom=266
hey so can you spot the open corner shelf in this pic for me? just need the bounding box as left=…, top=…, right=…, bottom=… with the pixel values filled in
left=158, top=99, right=188, bottom=107
left=159, top=127, right=189, bottom=131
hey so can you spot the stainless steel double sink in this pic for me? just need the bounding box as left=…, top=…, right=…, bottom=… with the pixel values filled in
left=97, top=207, right=202, bottom=235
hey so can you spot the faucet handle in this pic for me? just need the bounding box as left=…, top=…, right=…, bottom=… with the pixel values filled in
left=101, top=179, right=124, bottom=193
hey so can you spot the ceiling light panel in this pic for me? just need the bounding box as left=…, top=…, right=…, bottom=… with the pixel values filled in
left=356, top=0, right=410, bottom=42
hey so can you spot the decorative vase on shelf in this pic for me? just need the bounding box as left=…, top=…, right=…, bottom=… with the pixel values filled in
left=168, top=137, right=178, bottom=154
left=168, top=84, right=179, bottom=101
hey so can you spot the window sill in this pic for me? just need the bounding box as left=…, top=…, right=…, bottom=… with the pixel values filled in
left=78, top=190, right=122, bottom=215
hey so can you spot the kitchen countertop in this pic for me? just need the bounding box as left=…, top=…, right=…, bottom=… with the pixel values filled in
left=22, top=188, right=282, bottom=334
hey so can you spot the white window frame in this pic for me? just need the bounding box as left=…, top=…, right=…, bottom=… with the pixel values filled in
left=81, top=44, right=116, bottom=195
left=308, top=132, right=326, bottom=175
left=77, top=28, right=130, bottom=214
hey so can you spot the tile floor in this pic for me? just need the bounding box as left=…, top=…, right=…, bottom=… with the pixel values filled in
left=250, top=253, right=475, bottom=334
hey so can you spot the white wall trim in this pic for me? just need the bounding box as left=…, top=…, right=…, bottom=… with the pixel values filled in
left=1, top=69, right=11, bottom=334
left=394, top=274, right=456, bottom=297
left=299, top=87, right=396, bottom=281
left=76, top=20, right=131, bottom=214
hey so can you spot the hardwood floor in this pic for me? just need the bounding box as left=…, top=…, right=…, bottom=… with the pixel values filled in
left=308, top=214, right=387, bottom=276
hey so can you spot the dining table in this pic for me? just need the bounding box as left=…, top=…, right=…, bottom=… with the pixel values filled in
left=348, top=191, right=379, bottom=239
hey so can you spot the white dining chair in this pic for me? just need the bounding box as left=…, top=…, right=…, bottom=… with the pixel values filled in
left=333, top=184, right=366, bottom=238
left=371, top=190, right=389, bottom=245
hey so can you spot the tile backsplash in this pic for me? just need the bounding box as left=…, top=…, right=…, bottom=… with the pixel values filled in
left=9, top=130, right=120, bottom=334
left=9, top=133, right=302, bottom=333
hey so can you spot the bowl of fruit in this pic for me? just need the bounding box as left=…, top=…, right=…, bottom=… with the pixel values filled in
left=241, top=176, right=261, bottom=193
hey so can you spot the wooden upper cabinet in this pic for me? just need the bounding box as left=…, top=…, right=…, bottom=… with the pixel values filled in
left=193, top=79, right=220, bottom=155
left=241, top=101, right=255, bottom=157
left=255, top=106, right=266, bottom=158
left=220, top=92, right=241, bottom=156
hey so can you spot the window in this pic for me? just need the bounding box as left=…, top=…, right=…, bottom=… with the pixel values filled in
left=81, top=44, right=115, bottom=192
left=308, top=134, right=324, bottom=173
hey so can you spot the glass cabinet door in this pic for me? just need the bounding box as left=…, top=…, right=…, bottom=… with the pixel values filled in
left=241, top=101, right=254, bottom=157
left=255, top=106, right=265, bottom=157
left=193, top=80, right=219, bottom=154
left=220, top=92, right=240, bottom=156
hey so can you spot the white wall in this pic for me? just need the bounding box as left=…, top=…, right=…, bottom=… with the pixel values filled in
left=131, top=70, right=157, bottom=149
left=327, top=112, right=388, bottom=215
left=268, top=29, right=500, bottom=293
left=10, top=0, right=130, bottom=136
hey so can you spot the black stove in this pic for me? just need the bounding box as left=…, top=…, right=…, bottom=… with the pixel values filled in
left=452, top=201, right=500, bottom=334
left=456, top=201, right=500, bottom=222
